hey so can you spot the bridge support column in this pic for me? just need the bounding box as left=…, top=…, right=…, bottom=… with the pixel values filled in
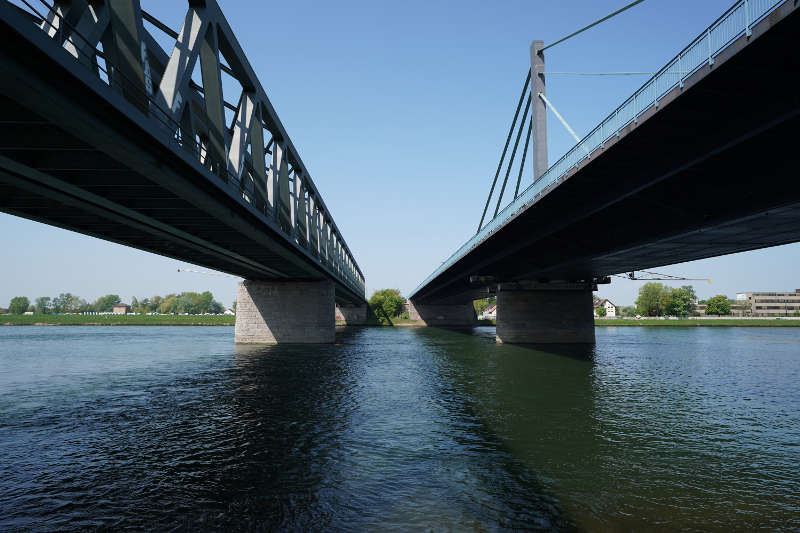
left=407, top=299, right=477, bottom=327
left=235, top=280, right=335, bottom=343
left=496, top=282, right=594, bottom=344
left=335, top=303, right=368, bottom=325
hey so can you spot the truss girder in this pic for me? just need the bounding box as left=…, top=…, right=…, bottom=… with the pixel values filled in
left=4, top=0, right=365, bottom=297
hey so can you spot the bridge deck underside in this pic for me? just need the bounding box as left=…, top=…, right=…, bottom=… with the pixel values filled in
left=0, top=22, right=363, bottom=304
left=415, top=5, right=800, bottom=305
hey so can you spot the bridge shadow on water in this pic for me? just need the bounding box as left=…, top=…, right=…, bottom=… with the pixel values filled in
left=151, top=327, right=585, bottom=531
left=427, top=325, right=597, bottom=361
left=406, top=326, right=602, bottom=531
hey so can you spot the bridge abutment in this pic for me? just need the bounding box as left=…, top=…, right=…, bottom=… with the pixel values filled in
left=235, top=280, right=335, bottom=343
left=335, top=304, right=368, bottom=325
left=496, top=282, right=595, bottom=344
left=407, top=300, right=477, bottom=327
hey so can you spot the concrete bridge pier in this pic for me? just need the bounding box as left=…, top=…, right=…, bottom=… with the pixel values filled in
left=335, top=303, right=368, bottom=325
left=235, top=280, right=335, bottom=343
left=496, top=282, right=595, bottom=344
left=408, top=300, right=477, bottom=327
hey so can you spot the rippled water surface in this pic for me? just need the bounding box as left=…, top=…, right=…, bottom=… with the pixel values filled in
left=1, top=325, right=798, bottom=531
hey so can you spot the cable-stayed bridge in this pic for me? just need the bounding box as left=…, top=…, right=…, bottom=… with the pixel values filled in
left=0, top=0, right=366, bottom=342
left=409, top=0, right=800, bottom=343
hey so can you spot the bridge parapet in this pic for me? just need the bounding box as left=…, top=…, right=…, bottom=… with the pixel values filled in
left=5, top=0, right=364, bottom=298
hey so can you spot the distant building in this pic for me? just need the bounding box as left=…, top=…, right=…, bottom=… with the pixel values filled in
left=224, top=308, right=235, bottom=316
left=594, top=299, right=617, bottom=317
left=738, top=290, right=800, bottom=317
left=0, top=308, right=7, bottom=314
left=481, top=305, right=497, bottom=320
left=112, top=303, right=131, bottom=315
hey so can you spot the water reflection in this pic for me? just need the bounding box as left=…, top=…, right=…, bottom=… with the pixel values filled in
left=0, top=326, right=797, bottom=531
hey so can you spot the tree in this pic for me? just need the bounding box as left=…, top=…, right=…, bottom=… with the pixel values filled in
left=93, top=294, right=121, bottom=313
left=705, top=295, right=731, bottom=316
left=473, top=298, right=489, bottom=315
left=736, top=300, right=751, bottom=317
left=680, top=285, right=697, bottom=302
left=369, top=289, right=404, bottom=324
left=664, top=286, right=695, bottom=317
left=473, top=296, right=496, bottom=315
left=159, top=294, right=178, bottom=314
left=35, top=296, right=52, bottom=314
left=76, top=298, right=90, bottom=313
left=596, top=307, right=607, bottom=317
left=140, top=298, right=153, bottom=313
left=9, top=296, right=30, bottom=314
left=53, top=293, right=83, bottom=313
left=52, top=293, right=67, bottom=313
left=635, top=282, right=667, bottom=316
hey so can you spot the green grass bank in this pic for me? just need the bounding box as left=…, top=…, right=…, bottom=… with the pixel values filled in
left=4, top=315, right=796, bottom=328
left=1, top=314, right=235, bottom=326
left=596, top=318, right=800, bottom=327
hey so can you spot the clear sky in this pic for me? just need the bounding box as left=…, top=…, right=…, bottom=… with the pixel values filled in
left=2, top=0, right=797, bottom=308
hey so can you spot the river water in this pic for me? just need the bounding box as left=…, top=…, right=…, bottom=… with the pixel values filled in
left=0, top=326, right=798, bottom=531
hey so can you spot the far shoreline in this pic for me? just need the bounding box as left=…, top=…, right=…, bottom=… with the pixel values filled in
left=596, top=318, right=800, bottom=327
left=3, top=316, right=799, bottom=328
left=1, top=315, right=235, bottom=326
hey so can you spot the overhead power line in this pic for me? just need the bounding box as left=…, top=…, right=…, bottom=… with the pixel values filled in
left=611, top=270, right=711, bottom=282
left=177, top=268, right=240, bottom=279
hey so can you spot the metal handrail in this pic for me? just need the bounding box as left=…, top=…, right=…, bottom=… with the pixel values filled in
left=410, top=0, right=784, bottom=298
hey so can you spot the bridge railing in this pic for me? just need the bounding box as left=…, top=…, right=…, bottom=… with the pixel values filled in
left=7, top=0, right=365, bottom=298
left=410, top=0, right=784, bottom=298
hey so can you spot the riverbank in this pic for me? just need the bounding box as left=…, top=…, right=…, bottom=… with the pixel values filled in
left=596, top=318, right=800, bottom=327
left=336, top=318, right=496, bottom=327
left=337, top=318, right=800, bottom=328
left=0, top=314, right=235, bottom=326
left=4, top=315, right=796, bottom=327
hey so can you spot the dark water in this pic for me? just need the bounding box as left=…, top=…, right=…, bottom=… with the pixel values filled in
left=1, top=326, right=798, bottom=531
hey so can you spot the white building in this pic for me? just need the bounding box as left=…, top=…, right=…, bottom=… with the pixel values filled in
left=480, top=305, right=497, bottom=320
left=594, top=299, right=617, bottom=317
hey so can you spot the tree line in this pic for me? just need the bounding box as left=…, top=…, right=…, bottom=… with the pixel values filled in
left=632, top=282, right=735, bottom=317
left=131, top=292, right=224, bottom=315
left=4, top=291, right=225, bottom=315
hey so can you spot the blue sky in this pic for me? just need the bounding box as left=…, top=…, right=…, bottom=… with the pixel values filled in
left=2, top=0, right=797, bottom=308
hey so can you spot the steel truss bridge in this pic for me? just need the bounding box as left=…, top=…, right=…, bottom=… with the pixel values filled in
left=0, top=0, right=365, bottom=304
